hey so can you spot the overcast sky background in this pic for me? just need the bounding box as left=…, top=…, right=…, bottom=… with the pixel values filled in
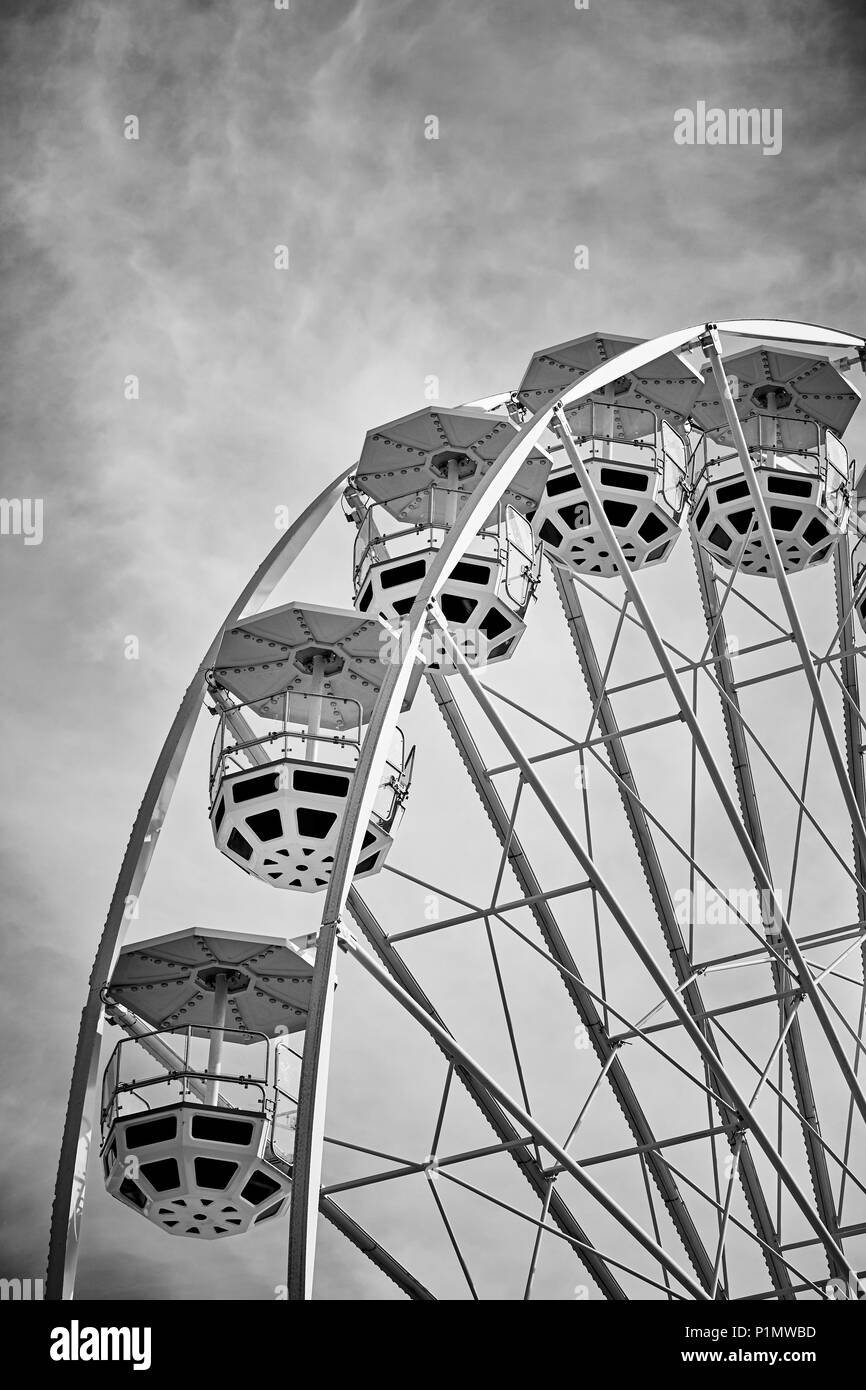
left=2, top=0, right=866, bottom=1301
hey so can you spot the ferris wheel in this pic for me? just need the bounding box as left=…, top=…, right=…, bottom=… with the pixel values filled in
left=47, top=318, right=866, bottom=1301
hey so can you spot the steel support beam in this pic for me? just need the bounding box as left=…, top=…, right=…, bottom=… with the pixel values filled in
left=706, top=338, right=866, bottom=871
left=428, top=603, right=857, bottom=1284
left=336, top=922, right=711, bottom=1300
left=345, top=890, right=627, bottom=1299
left=554, top=567, right=795, bottom=1293
left=554, top=405, right=866, bottom=1140
left=427, top=670, right=722, bottom=1294
left=833, top=537, right=866, bottom=959
left=693, top=540, right=846, bottom=1278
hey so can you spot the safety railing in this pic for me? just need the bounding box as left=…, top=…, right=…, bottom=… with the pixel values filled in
left=100, top=1027, right=272, bottom=1137
left=557, top=402, right=690, bottom=516
left=209, top=690, right=413, bottom=835
left=689, top=415, right=851, bottom=515
left=209, top=691, right=365, bottom=804
left=352, top=486, right=543, bottom=611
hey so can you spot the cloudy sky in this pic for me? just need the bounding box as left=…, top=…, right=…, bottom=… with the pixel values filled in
left=2, top=0, right=866, bottom=1301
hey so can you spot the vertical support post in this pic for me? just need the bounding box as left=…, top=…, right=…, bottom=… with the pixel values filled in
left=286, top=920, right=339, bottom=1300
left=833, top=538, right=866, bottom=940
left=205, top=972, right=228, bottom=1107
left=600, top=388, right=613, bottom=459
left=305, top=654, right=325, bottom=762
left=766, top=390, right=778, bottom=459
left=445, top=459, right=460, bottom=527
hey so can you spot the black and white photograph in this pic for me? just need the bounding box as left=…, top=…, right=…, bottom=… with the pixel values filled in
left=2, top=0, right=865, bottom=1354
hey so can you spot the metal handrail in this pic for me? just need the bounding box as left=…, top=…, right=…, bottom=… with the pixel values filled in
left=690, top=415, right=851, bottom=502
left=545, top=411, right=690, bottom=518
left=353, top=487, right=545, bottom=610
left=209, top=690, right=365, bottom=803
left=101, top=1025, right=272, bottom=1135
left=565, top=400, right=665, bottom=447
left=353, top=484, right=507, bottom=592
left=208, top=696, right=413, bottom=833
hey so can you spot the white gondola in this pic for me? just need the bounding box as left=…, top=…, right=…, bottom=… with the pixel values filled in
left=350, top=406, right=549, bottom=668
left=101, top=929, right=310, bottom=1239
left=517, top=332, right=702, bottom=577
left=208, top=603, right=416, bottom=892
left=689, top=345, right=860, bottom=575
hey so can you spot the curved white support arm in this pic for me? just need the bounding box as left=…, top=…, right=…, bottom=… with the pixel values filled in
left=47, top=466, right=353, bottom=1299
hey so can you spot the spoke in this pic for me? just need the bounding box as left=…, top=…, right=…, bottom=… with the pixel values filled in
left=728, top=581, right=793, bottom=639
left=487, top=712, right=684, bottom=778
left=522, top=1181, right=554, bottom=1301
left=347, top=888, right=629, bottom=1299
left=438, top=1170, right=690, bottom=1300
left=426, top=1176, right=478, bottom=1299
left=489, top=777, right=524, bottom=909
left=748, top=996, right=806, bottom=1110
left=562, top=1052, right=620, bottom=1153
left=483, top=913, right=537, bottom=1135
left=388, top=878, right=593, bottom=945
left=604, top=631, right=791, bottom=698
left=488, top=909, right=740, bottom=1117
left=556, top=561, right=796, bottom=1294
left=610, top=987, right=802, bottom=1044
left=690, top=544, right=849, bottom=1278
left=701, top=653, right=866, bottom=899
left=660, top=1156, right=828, bottom=1300
left=698, top=920, right=866, bottom=971
left=839, top=980, right=866, bottom=1223
left=429, top=666, right=724, bottom=1293
left=584, top=593, right=630, bottom=742
left=711, top=1134, right=745, bottom=1298
left=785, top=703, right=818, bottom=922
left=549, top=406, right=866, bottom=1135
left=710, top=1016, right=866, bottom=1205
left=639, top=1152, right=675, bottom=1300
left=342, top=920, right=712, bottom=1298
left=569, top=570, right=692, bottom=665
left=688, top=667, right=698, bottom=961
left=579, top=747, right=608, bottom=1028
left=558, top=1125, right=739, bottom=1171
left=430, top=1062, right=454, bottom=1157
left=584, top=742, right=798, bottom=981
left=698, top=518, right=758, bottom=664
